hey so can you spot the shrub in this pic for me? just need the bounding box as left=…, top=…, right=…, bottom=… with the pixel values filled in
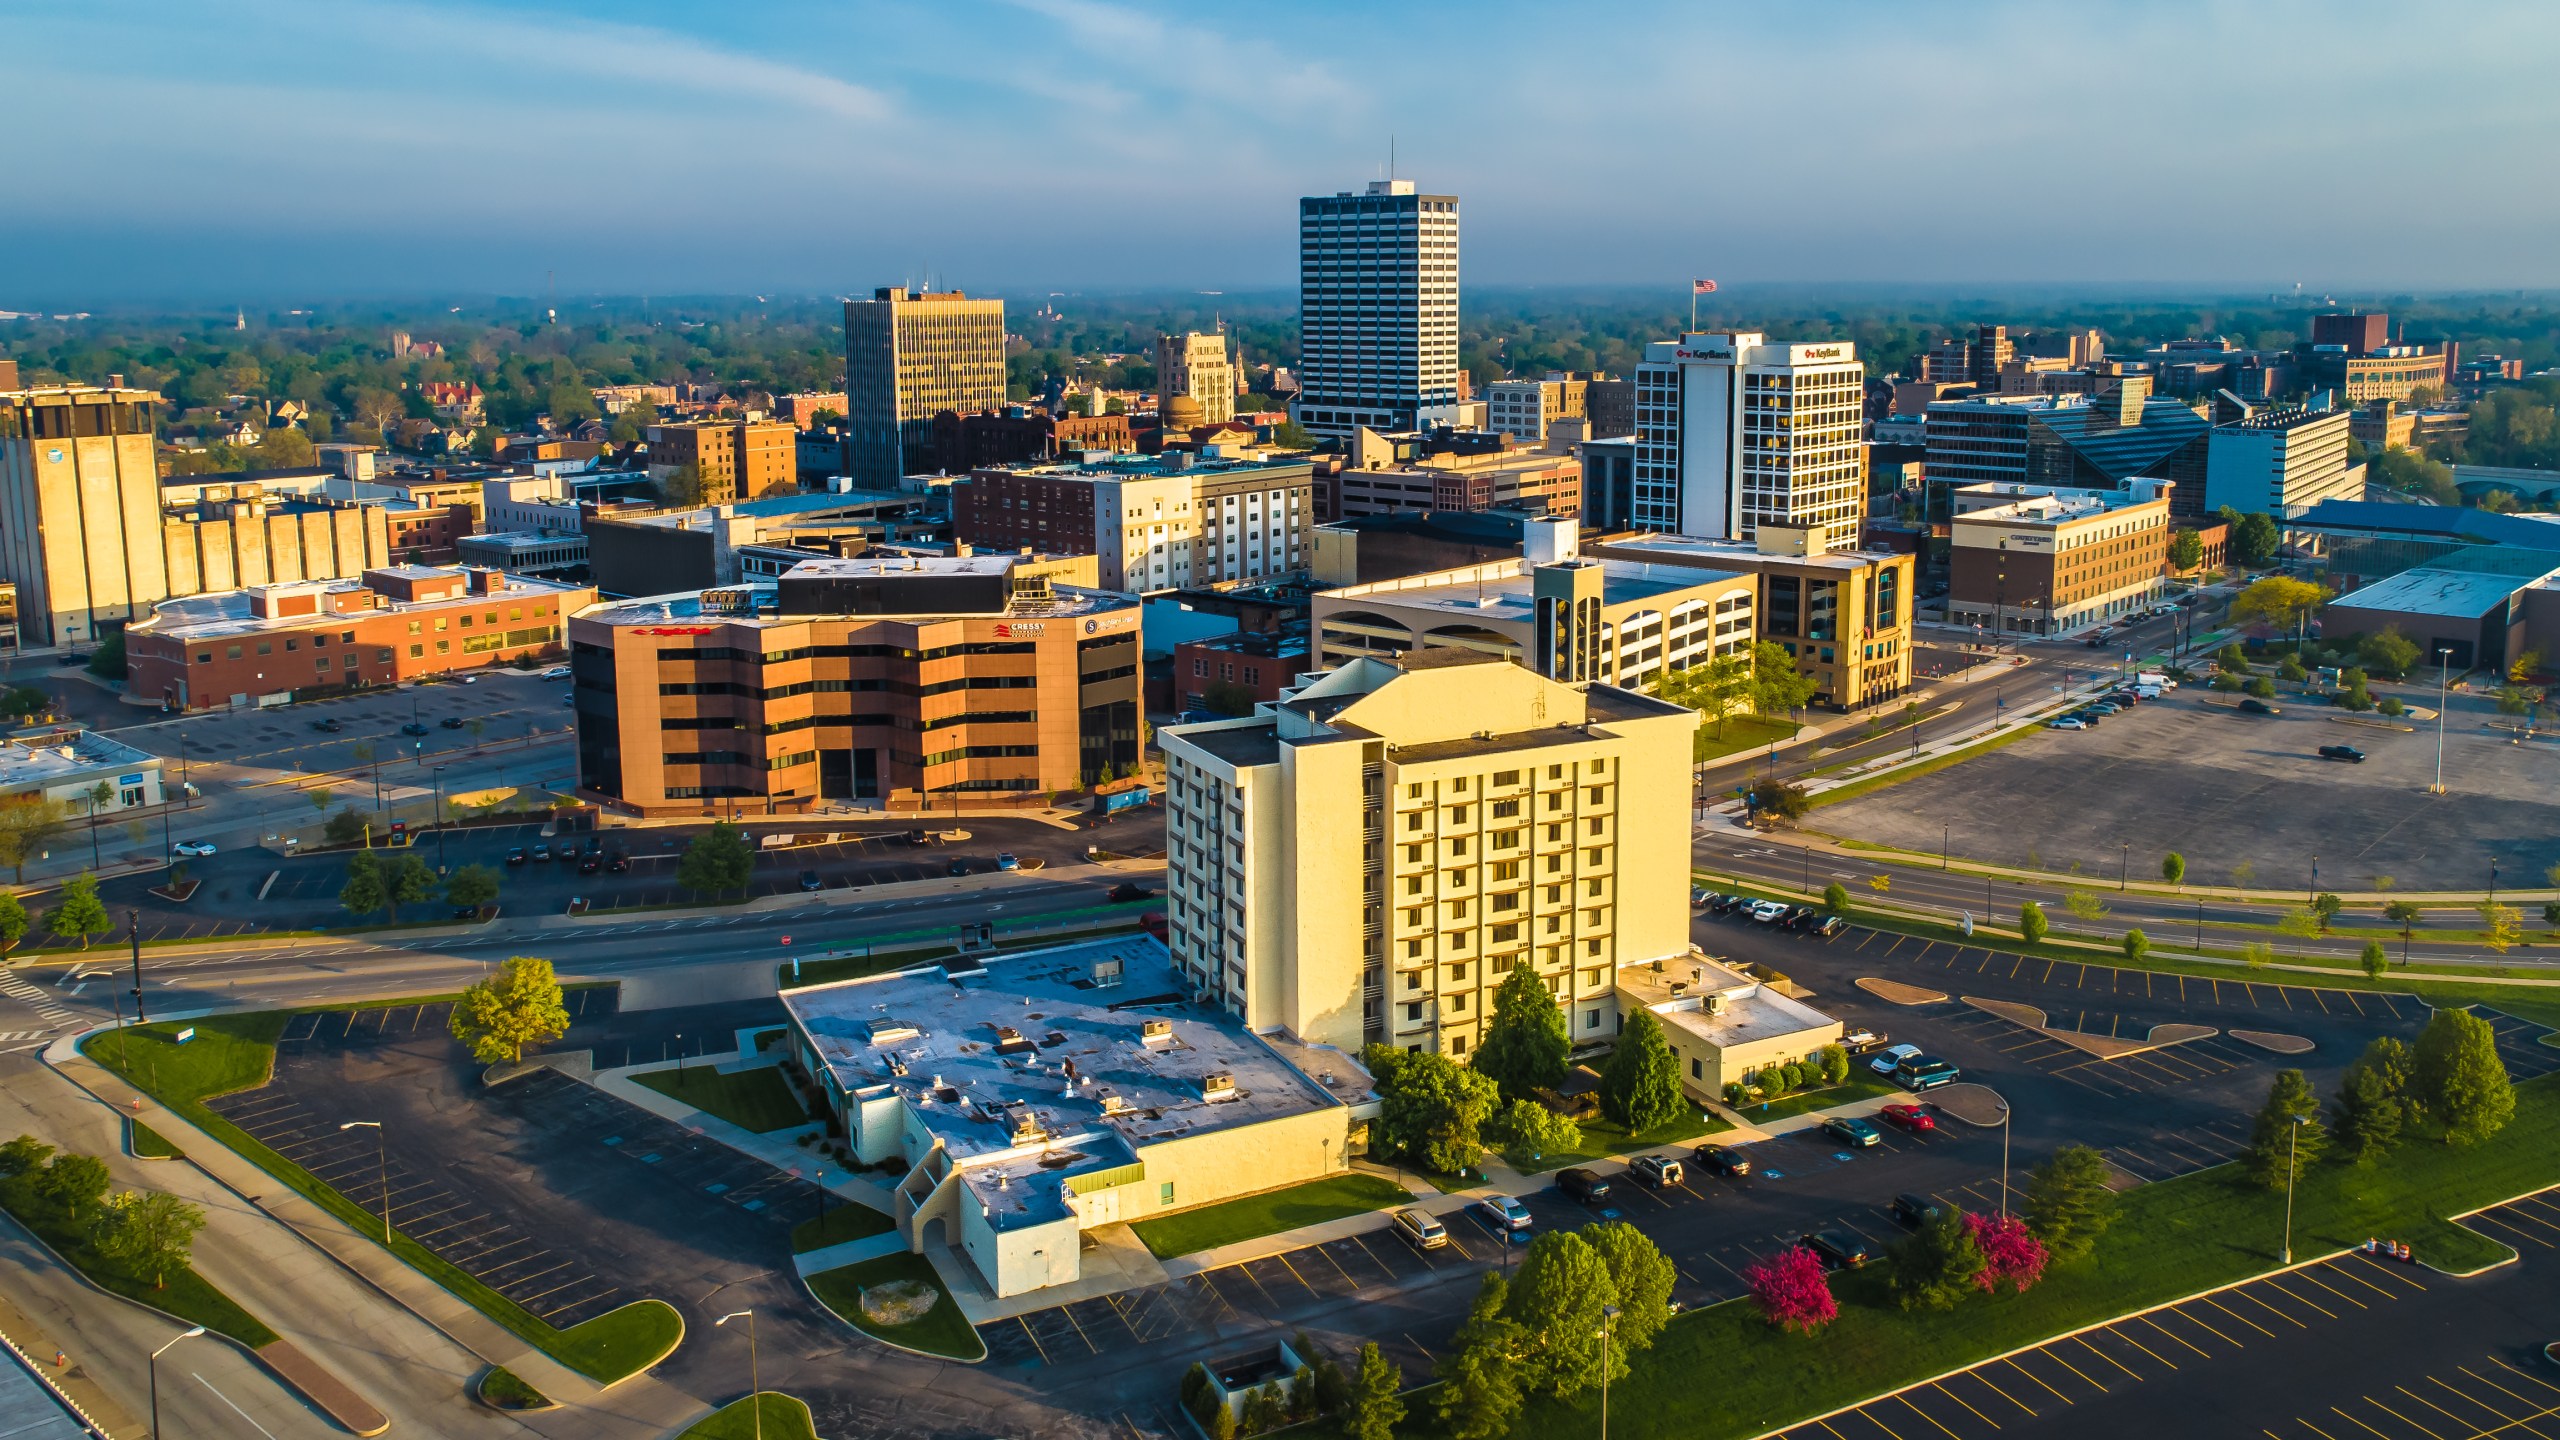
left=1721, top=1082, right=1747, bottom=1108
left=1744, top=1246, right=1836, bottom=1335
left=1967, top=1212, right=2048, bottom=1295
left=2245, top=676, right=2277, bottom=699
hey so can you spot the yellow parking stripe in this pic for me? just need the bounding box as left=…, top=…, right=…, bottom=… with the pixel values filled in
left=2140, top=1313, right=2211, bottom=1357
left=2107, top=1325, right=2179, bottom=1370
left=1931, top=1383, right=2001, bottom=1430
left=2289, top=1270, right=2366, bottom=1309
left=2328, top=1407, right=2395, bottom=1439
left=2427, top=1374, right=2537, bottom=1432
left=2205, top=1295, right=2279, bottom=1336
left=2002, top=1357, right=2074, bottom=1404
left=2493, top=1355, right=2560, bottom=1396
left=2359, top=1397, right=2445, bottom=1439
left=1895, top=1393, right=1964, bottom=1440
left=2038, top=1345, right=2109, bottom=1393
left=1966, top=1370, right=2036, bottom=1417
left=2075, top=1334, right=2144, bottom=1380
left=2293, top=1420, right=2341, bottom=1440
left=2169, top=1304, right=2240, bottom=1347
left=2238, top=1287, right=2312, bottom=1328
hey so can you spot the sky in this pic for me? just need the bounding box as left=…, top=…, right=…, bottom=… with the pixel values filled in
left=5, top=0, right=2559, bottom=303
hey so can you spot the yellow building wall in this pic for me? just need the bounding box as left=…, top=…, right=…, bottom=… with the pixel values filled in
left=1277, top=736, right=1371, bottom=1049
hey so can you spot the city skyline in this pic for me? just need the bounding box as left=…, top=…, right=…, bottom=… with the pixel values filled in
left=7, top=0, right=2560, bottom=300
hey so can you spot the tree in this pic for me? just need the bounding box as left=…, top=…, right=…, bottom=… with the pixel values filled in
left=2229, top=511, right=2283, bottom=567
left=1503, top=1230, right=1619, bottom=1396
left=656, top=462, right=707, bottom=508
left=2120, top=928, right=2148, bottom=963
left=1814, top=1042, right=1850, bottom=1086
left=2412, top=1008, right=2514, bottom=1146
left=1748, top=640, right=1817, bottom=717
left=0, top=892, right=23, bottom=963
left=446, top=863, right=501, bottom=912
left=1888, top=1204, right=1987, bottom=1311
left=1822, top=881, right=1851, bottom=915
left=2242, top=940, right=2275, bottom=969
left=2275, top=906, right=2320, bottom=952
left=2511, top=650, right=2545, bottom=684
left=2358, top=626, right=2421, bottom=680
left=2232, top=576, right=2330, bottom=635
left=2161, top=852, right=2185, bottom=887
left=2167, top=527, right=2204, bottom=572
left=340, top=850, right=387, bottom=917
left=2331, top=1060, right=2403, bottom=1166
left=2216, top=642, right=2248, bottom=674
left=1658, top=652, right=1752, bottom=736
left=2017, top=901, right=2048, bottom=946
left=1743, top=776, right=1809, bottom=825
left=2496, top=685, right=2532, bottom=717
left=1967, top=1213, right=2049, bottom=1295
left=2061, top=889, right=2107, bottom=923
left=2309, top=892, right=2344, bottom=932
left=1199, top=679, right=1257, bottom=717
left=2383, top=899, right=2424, bottom=964
left=2245, top=675, right=2277, bottom=699
left=1471, top=965, right=1570, bottom=1103
left=27, top=1153, right=111, bottom=1222
left=448, top=955, right=572, bottom=1065
left=0, top=796, right=71, bottom=883
left=1344, top=1343, right=1403, bottom=1440
left=1582, top=1221, right=1676, bottom=1355
left=1599, top=1008, right=1682, bottom=1135
left=2277, top=652, right=2307, bottom=683
left=1241, top=1383, right=1285, bottom=1437
left=93, top=1190, right=206, bottom=1289
left=377, top=852, right=434, bottom=920
left=45, top=873, right=112, bottom=950
left=1743, top=1245, right=1835, bottom=1335
left=2023, top=1144, right=2116, bottom=1263
left=676, top=822, right=755, bottom=899
left=1362, top=1045, right=1500, bottom=1174
left=2245, top=1068, right=2327, bottom=1190
left=1487, top=1098, right=1579, bottom=1167
left=85, top=630, right=127, bottom=680
left=2478, top=900, right=2524, bottom=954
left=1435, top=1274, right=1526, bottom=1440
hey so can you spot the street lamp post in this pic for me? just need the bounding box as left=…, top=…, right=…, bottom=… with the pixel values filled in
left=149, top=1324, right=205, bottom=1439
left=716, top=1310, right=761, bottom=1440
left=2489, top=858, right=2500, bottom=907
left=2120, top=843, right=2128, bottom=892
left=2195, top=898, right=2205, bottom=954
left=339, top=1121, right=389, bottom=1241
left=432, top=766, right=450, bottom=876
left=1994, top=1095, right=2013, bottom=1220
left=1597, top=1304, right=1621, bottom=1440
left=127, top=910, right=147, bottom=1025
left=1942, top=823, right=1950, bottom=872
left=2432, top=647, right=2453, bottom=794
left=2279, top=1114, right=2307, bottom=1265
left=2309, top=855, right=2318, bottom=904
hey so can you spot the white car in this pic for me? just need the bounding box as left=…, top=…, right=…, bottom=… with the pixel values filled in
left=542, top=666, right=572, bottom=679
left=1871, top=1042, right=1923, bottom=1076
left=171, top=840, right=217, bottom=858
left=2047, top=717, right=2088, bottom=731
left=1746, top=900, right=1791, bottom=924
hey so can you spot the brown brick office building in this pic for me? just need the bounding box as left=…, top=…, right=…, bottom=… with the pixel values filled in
left=570, top=555, right=1140, bottom=815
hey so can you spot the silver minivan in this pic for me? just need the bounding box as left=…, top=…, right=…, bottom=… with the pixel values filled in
left=1391, top=1207, right=1448, bottom=1250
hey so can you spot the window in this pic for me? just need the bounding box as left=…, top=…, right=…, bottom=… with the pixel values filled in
left=436, top=641, right=450, bottom=654
left=257, top=641, right=272, bottom=656
left=194, top=652, right=211, bottom=664
left=1492, top=799, right=1520, bottom=818
left=1160, top=1182, right=1175, bottom=1206
left=1587, top=878, right=1603, bottom=897
left=1406, top=812, right=1424, bottom=832
left=1585, top=1010, right=1600, bottom=1030
left=409, top=644, right=424, bottom=658
left=1405, top=950, right=1422, bottom=969
left=1692, top=1058, right=1703, bottom=1079
left=1450, top=1034, right=1467, bottom=1055
left=1448, top=837, right=1468, bottom=857
left=1406, top=1002, right=1424, bottom=1022
left=1405, top=875, right=1424, bottom=895
left=313, top=634, right=328, bottom=648
left=225, top=645, right=242, bottom=660
left=1587, top=817, right=1604, bottom=835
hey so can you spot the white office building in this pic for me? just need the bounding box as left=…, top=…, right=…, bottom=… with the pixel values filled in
left=1291, top=180, right=1462, bottom=442
left=1633, top=333, right=1865, bottom=550
left=2204, top=406, right=2356, bottom=518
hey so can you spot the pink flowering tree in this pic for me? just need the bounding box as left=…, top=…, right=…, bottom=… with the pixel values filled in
left=1744, top=1245, right=1838, bottom=1335
left=1967, top=1213, right=2048, bottom=1295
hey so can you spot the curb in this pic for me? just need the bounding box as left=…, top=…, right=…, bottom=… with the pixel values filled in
left=797, top=1264, right=987, bottom=1364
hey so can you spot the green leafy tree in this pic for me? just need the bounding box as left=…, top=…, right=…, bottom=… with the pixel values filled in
left=2229, top=511, right=2283, bottom=567
left=2331, top=1061, right=2403, bottom=1167
left=1487, top=1098, right=1579, bottom=1167
left=1657, top=652, right=1752, bottom=736
left=2275, top=906, right=2320, bottom=952
left=1888, top=1204, right=1987, bottom=1311
left=2161, top=852, right=2185, bottom=886
left=1822, top=881, right=1850, bottom=915
left=0, top=892, right=27, bottom=963
left=2359, top=938, right=2388, bottom=981
left=1361, top=1045, right=1500, bottom=1175
left=2061, top=889, right=2107, bottom=923
left=1503, top=1229, right=1620, bottom=1398
left=93, top=1190, right=207, bottom=1289
left=1471, top=965, right=1570, bottom=1103
left=340, top=849, right=387, bottom=917
left=2478, top=900, right=2524, bottom=954
left=2017, top=901, right=2048, bottom=946
left=2309, top=892, right=2343, bottom=932
left=0, top=1135, right=54, bottom=1183
left=445, top=863, right=501, bottom=912
left=323, top=810, right=368, bottom=847
left=2277, top=652, right=2307, bottom=683
left=1344, top=1343, right=1403, bottom=1440
left=1583, top=1221, right=1677, bottom=1355
left=1435, top=1274, right=1526, bottom=1440
left=1815, top=1042, right=1850, bottom=1086
left=1599, top=1008, right=1682, bottom=1135
left=2242, top=940, right=2275, bottom=969
left=2357, top=626, right=2422, bottom=680
left=1748, top=639, right=1818, bottom=717
left=447, top=955, right=572, bottom=1065
left=45, top=873, right=113, bottom=950
left=381, top=853, right=437, bottom=921
left=2120, top=928, right=2148, bottom=963
left=676, top=821, right=755, bottom=899
left=2382, top=899, right=2424, bottom=964
left=2023, top=1144, right=2116, bottom=1264
left=308, top=786, right=334, bottom=817
left=2412, top=1008, right=2515, bottom=1146
left=2246, top=1068, right=2327, bottom=1190
left=655, top=462, right=707, bottom=508
left=2167, top=528, right=2204, bottom=572
left=2245, top=675, right=2277, bottom=699
left=85, top=631, right=128, bottom=680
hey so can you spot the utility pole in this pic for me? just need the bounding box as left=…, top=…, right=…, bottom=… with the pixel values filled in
left=127, top=910, right=147, bottom=1025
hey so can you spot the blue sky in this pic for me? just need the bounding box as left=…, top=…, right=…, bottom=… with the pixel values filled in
left=4, top=0, right=2557, bottom=301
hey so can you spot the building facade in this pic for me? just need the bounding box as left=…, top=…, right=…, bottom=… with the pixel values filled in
left=1291, top=181, right=1461, bottom=441
left=1483, top=375, right=1589, bottom=443
left=954, top=453, right=1317, bottom=594
left=125, top=566, right=590, bottom=711
left=1156, top=333, right=1238, bottom=427
left=1632, top=333, right=1864, bottom=547
left=1175, top=628, right=1310, bottom=714
left=2204, top=406, right=2355, bottom=517
left=843, top=289, right=1007, bottom=487
left=1158, top=650, right=1699, bottom=1055
left=647, top=420, right=797, bottom=505
left=0, top=368, right=168, bottom=649
left=1946, top=482, right=2172, bottom=638
left=570, top=555, right=1140, bottom=815
left=1920, top=382, right=2211, bottom=520
left=1335, top=449, right=1580, bottom=520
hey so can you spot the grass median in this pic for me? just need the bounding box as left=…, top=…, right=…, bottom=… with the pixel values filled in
left=1805, top=723, right=2041, bottom=810
left=85, top=1012, right=682, bottom=1386
left=1722, top=1073, right=1898, bottom=1126
left=1387, top=1072, right=2559, bottom=1439
left=1505, top=1111, right=1731, bottom=1175
left=1132, top=1174, right=1413, bottom=1258
left=0, top=1191, right=276, bottom=1349
left=633, top=1064, right=810, bottom=1133
left=805, top=1251, right=985, bottom=1360
left=682, top=1393, right=818, bottom=1440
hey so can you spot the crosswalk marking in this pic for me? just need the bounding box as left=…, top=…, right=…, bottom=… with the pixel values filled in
left=0, top=975, right=80, bottom=1027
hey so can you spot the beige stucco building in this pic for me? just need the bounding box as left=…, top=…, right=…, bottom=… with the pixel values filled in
left=1615, top=956, right=1845, bottom=1100
left=0, top=371, right=169, bottom=649
left=1156, top=333, right=1238, bottom=427
left=1159, top=649, right=1701, bottom=1059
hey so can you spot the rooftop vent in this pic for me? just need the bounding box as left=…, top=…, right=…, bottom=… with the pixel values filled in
left=1202, top=1072, right=1236, bottom=1102
left=1099, top=1092, right=1132, bottom=1115
left=1704, top=993, right=1727, bottom=1015
left=1141, top=1018, right=1173, bottom=1049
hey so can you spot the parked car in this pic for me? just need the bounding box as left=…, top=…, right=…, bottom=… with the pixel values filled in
left=1781, top=905, right=1819, bottom=931
left=1692, top=887, right=1714, bottom=908
left=171, top=840, right=217, bottom=858
left=400, top=721, right=430, bottom=737
left=1809, top=914, right=1847, bottom=938
left=2047, top=717, right=2088, bottom=731
left=2317, top=744, right=2366, bottom=763
left=798, top=869, right=823, bottom=891
left=1557, top=1167, right=1613, bottom=1204
left=1878, top=1102, right=1936, bottom=1134
left=1107, top=883, right=1155, bottom=903
left=1390, top=1208, right=1447, bottom=1251
left=1800, top=1229, right=1873, bottom=1270
left=995, top=852, right=1020, bottom=871
left=1629, top=1154, right=1684, bottom=1188
left=440, top=716, right=467, bottom=729
left=54, top=652, right=85, bottom=667
left=530, top=843, right=551, bottom=863
left=1746, top=900, right=1791, bottom=924
left=1822, top=1116, right=1884, bottom=1149
left=1473, top=1196, right=1533, bottom=1235
left=1871, top=1042, right=1924, bottom=1075
left=1842, top=1028, right=1887, bottom=1055
left=541, top=666, right=572, bottom=679
left=946, top=858, right=973, bottom=877
left=606, top=852, right=630, bottom=873
left=505, top=846, right=527, bottom=866
left=1891, top=1192, right=1943, bottom=1228
left=1894, top=1056, right=1963, bottom=1091
left=1692, top=1142, right=1753, bottom=1177
left=1709, top=893, right=1748, bottom=916
left=577, top=855, right=601, bottom=875
left=2238, top=697, right=2282, bottom=715
left=309, top=718, right=343, bottom=733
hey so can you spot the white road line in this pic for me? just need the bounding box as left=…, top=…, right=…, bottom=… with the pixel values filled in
left=192, top=1372, right=281, bottom=1438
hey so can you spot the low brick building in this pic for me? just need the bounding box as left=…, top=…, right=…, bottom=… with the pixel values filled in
left=124, top=565, right=592, bottom=711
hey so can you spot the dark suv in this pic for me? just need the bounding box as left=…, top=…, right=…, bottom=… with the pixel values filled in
left=1557, top=1167, right=1613, bottom=1204
left=2317, top=744, right=2366, bottom=763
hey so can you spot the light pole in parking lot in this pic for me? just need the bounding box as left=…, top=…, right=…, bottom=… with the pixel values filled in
left=432, top=766, right=450, bottom=875
left=1941, top=823, right=1950, bottom=872
left=2119, top=843, right=2128, bottom=892
left=1597, top=1304, right=1620, bottom=1440
left=1993, top=1094, right=2012, bottom=1220
left=715, top=1310, right=761, bottom=1440
left=338, top=1120, right=389, bottom=1241
left=2279, top=1114, right=2307, bottom=1265
left=2432, top=647, right=2453, bottom=794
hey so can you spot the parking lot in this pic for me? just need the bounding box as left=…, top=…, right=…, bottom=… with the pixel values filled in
left=116, top=669, right=577, bottom=778
left=1819, top=681, right=2557, bottom=892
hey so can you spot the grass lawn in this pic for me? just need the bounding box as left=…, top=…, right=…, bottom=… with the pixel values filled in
left=1508, top=1111, right=1732, bottom=1175
left=1725, top=1073, right=1900, bottom=1125
left=1385, top=1074, right=2560, bottom=1439
left=791, top=1200, right=895, bottom=1253
left=1694, top=715, right=1799, bottom=765
left=1806, top=723, right=2041, bottom=809
left=0, top=1190, right=276, bottom=1349
left=780, top=912, right=1158, bottom=990
left=127, top=1119, right=180, bottom=1160
left=85, top=1013, right=683, bottom=1385
left=1132, top=1174, right=1413, bottom=1258
left=682, top=1393, right=818, bottom=1440
left=474, top=1366, right=552, bottom=1411
left=806, top=1251, right=986, bottom=1360
left=633, top=1065, right=809, bottom=1133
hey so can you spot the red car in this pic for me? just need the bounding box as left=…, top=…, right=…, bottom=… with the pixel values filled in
left=1878, top=1103, right=1936, bottom=1135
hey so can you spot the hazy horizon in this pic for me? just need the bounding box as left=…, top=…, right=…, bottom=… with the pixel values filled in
left=6, top=0, right=2558, bottom=303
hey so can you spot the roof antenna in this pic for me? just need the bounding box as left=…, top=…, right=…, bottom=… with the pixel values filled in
left=1390, top=134, right=1396, bottom=180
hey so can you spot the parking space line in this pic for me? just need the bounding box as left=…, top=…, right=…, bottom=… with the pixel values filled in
left=2237, top=1286, right=2314, bottom=1327
left=2375, top=1391, right=2453, bottom=1439
left=2463, top=1210, right=2554, bottom=1249
left=1893, top=1393, right=1964, bottom=1440
left=2288, top=1269, right=2367, bottom=1309
left=1997, top=1357, right=2070, bottom=1405
left=2325, top=1409, right=2392, bottom=1440
left=2319, top=1257, right=2406, bottom=1300
left=2423, top=1374, right=2533, bottom=1433
left=1928, top=1382, right=2001, bottom=1431
left=2137, top=1312, right=2210, bottom=1358
left=2040, top=1341, right=2109, bottom=1390
left=2104, top=1324, right=2177, bottom=1371
left=2492, top=1355, right=2560, bottom=1397
left=1013, top=1315, right=1052, bottom=1365
left=2166, top=1303, right=2239, bottom=1347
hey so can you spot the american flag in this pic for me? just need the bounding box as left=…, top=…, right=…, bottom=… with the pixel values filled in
left=1693, top=279, right=1717, bottom=294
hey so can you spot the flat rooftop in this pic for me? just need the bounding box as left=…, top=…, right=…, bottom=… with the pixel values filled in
left=579, top=577, right=1138, bottom=628
left=782, top=554, right=1018, bottom=579
left=1322, top=557, right=1744, bottom=624
left=0, top=730, right=160, bottom=789
left=1592, top=532, right=1893, bottom=573
left=2330, top=565, right=2552, bottom=620
left=1615, top=955, right=1842, bottom=1050
left=138, top=572, right=588, bottom=641
left=781, top=935, right=1343, bottom=1226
